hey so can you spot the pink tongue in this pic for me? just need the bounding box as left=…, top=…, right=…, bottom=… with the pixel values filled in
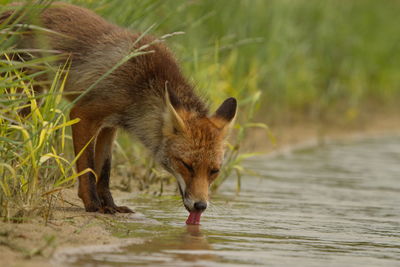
left=186, top=211, right=202, bottom=225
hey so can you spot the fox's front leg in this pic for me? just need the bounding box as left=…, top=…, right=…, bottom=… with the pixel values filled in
left=70, top=106, right=102, bottom=212
left=95, top=127, right=133, bottom=213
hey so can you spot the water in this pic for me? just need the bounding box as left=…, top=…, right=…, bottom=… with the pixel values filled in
left=67, top=136, right=400, bottom=266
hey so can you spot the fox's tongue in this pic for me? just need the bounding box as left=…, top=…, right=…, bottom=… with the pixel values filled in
left=186, top=211, right=202, bottom=225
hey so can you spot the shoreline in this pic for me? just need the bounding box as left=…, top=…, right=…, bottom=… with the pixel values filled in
left=242, top=112, right=400, bottom=153
left=1, top=114, right=399, bottom=267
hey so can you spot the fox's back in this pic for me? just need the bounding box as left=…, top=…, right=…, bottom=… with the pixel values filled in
left=33, top=2, right=118, bottom=55
left=4, top=2, right=207, bottom=114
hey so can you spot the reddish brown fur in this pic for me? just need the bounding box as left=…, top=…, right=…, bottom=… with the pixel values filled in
left=4, top=2, right=237, bottom=213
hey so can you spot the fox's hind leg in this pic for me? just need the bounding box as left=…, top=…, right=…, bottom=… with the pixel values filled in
left=95, top=127, right=133, bottom=214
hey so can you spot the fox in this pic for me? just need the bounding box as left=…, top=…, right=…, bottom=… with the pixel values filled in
left=2, top=2, right=237, bottom=220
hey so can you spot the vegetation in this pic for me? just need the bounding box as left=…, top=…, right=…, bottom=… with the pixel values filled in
left=80, top=0, right=400, bottom=123
left=1, top=0, right=399, bottom=220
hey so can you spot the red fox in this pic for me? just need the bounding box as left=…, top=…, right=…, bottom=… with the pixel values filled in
left=3, top=2, right=237, bottom=222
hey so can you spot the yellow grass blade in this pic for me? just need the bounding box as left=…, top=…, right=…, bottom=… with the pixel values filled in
left=54, top=168, right=95, bottom=187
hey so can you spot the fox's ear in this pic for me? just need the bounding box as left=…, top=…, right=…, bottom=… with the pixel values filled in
left=163, top=88, right=186, bottom=134
left=211, top=97, right=237, bottom=129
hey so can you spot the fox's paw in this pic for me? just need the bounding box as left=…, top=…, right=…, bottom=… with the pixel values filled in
left=99, top=205, right=134, bottom=214
left=99, top=206, right=117, bottom=214
left=115, top=205, right=134, bottom=213
left=84, top=202, right=101, bottom=212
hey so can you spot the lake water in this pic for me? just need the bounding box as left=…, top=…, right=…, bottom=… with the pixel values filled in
left=66, top=136, right=400, bottom=266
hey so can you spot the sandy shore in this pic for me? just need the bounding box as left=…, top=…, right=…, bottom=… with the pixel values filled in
left=243, top=112, right=400, bottom=153
left=1, top=113, right=399, bottom=267
left=0, top=189, right=144, bottom=267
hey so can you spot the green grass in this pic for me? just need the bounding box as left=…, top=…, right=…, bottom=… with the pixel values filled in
left=1, top=0, right=400, bottom=220
left=0, top=59, right=82, bottom=220
left=75, top=0, right=400, bottom=123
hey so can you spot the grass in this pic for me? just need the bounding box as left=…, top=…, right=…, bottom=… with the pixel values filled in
left=0, top=58, right=82, bottom=220
left=1, top=0, right=400, bottom=220
left=79, top=0, right=400, bottom=124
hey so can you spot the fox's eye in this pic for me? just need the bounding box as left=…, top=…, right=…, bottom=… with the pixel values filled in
left=210, top=169, right=220, bottom=176
left=179, top=159, right=194, bottom=174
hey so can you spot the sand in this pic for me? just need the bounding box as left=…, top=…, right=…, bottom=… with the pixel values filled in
left=0, top=189, right=143, bottom=267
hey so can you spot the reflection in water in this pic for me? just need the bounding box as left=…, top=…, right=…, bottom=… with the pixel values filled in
left=70, top=224, right=219, bottom=266
left=68, top=137, right=400, bottom=267
left=168, top=225, right=216, bottom=263
left=181, top=225, right=211, bottom=250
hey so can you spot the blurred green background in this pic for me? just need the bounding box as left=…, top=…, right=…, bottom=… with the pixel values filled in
left=75, top=0, right=400, bottom=126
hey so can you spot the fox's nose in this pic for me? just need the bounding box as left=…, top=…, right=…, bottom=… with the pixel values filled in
left=194, top=201, right=207, bottom=211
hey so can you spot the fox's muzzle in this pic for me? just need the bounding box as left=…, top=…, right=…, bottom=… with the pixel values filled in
left=181, top=192, right=209, bottom=213
left=193, top=201, right=207, bottom=211
left=183, top=194, right=208, bottom=212
left=173, top=169, right=210, bottom=212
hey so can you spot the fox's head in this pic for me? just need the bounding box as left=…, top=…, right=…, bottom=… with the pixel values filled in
left=157, top=90, right=237, bottom=213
